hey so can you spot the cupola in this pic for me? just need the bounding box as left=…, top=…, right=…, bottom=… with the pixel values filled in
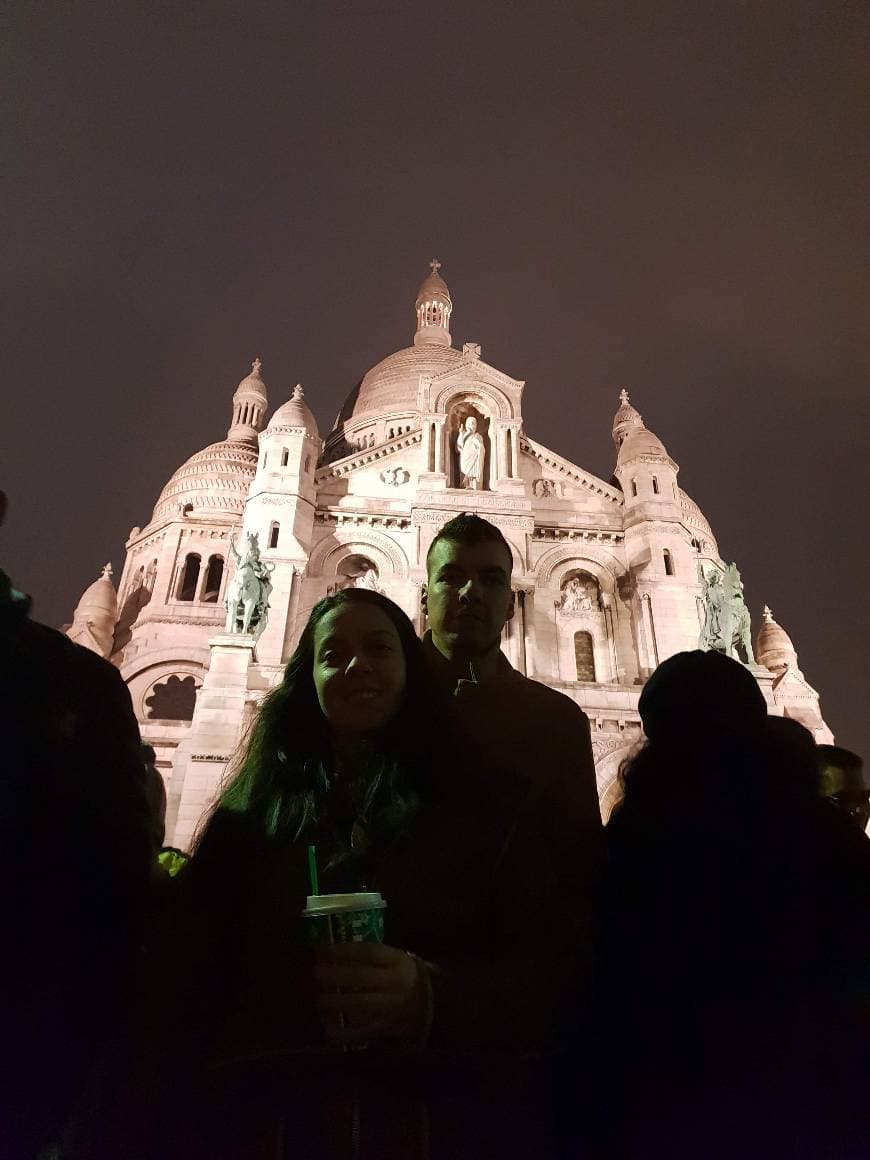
left=227, top=357, right=269, bottom=443
left=67, top=563, right=118, bottom=657
left=266, top=383, right=319, bottom=440
left=414, top=259, right=452, bottom=347
left=756, top=606, right=800, bottom=675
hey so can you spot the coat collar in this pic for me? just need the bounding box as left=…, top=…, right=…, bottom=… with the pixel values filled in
left=422, top=630, right=522, bottom=695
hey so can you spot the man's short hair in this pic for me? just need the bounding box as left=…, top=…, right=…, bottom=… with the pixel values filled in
left=425, top=513, right=513, bottom=575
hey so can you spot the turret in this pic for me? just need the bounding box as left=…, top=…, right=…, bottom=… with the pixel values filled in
left=227, top=357, right=268, bottom=443
left=413, top=259, right=452, bottom=347
left=242, top=383, right=321, bottom=664
left=612, top=389, right=680, bottom=516
left=612, top=391, right=695, bottom=666
left=67, top=563, right=118, bottom=657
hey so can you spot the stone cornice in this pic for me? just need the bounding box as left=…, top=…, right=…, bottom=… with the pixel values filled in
left=532, top=527, right=625, bottom=545
left=315, top=511, right=412, bottom=531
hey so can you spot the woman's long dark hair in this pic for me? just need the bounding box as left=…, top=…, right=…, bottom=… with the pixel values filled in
left=193, top=587, right=445, bottom=855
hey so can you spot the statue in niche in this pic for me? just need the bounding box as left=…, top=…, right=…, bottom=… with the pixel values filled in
left=699, top=562, right=754, bottom=663
left=456, top=416, right=486, bottom=490
left=558, top=575, right=599, bottom=613
left=225, top=531, right=274, bottom=637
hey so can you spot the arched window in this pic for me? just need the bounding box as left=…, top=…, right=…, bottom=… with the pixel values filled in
left=281, top=448, right=289, bottom=467
left=268, top=522, right=280, bottom=549
left=574, top=631, right=596, bottom=682
left=506, top=428, right=513, bottom=477
left=201, top=555, right=224, bottom=603
left=652, top=476, right=660, bottom=494
left=182, top=503, right=193, bottom=517
left=177, top=553, right=201, bottom=601
left=663, top=548, right=674, bottom=576
left=304, top=454, right=311, bottom=473
left=631, top=479, right=638, bottom=497
left=145, top=675, right=198, bottom=721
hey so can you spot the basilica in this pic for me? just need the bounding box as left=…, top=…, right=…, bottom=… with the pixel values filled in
left=66, top=263, right=832, bottom=849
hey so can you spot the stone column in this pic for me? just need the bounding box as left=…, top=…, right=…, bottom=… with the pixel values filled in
left=169, top=633, right=255, bottom=851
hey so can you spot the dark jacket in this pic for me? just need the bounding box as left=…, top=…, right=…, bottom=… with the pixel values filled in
left=0, top=573, right=154, bottom=1158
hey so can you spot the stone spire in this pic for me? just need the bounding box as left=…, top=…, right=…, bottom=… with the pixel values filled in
left=67, top=563, right=118, bottom=658
left=414, top=259, right=452, bottom=347
left=756, top=605, right=800, bottom=675
left=227, top=357, right=269, bottom=443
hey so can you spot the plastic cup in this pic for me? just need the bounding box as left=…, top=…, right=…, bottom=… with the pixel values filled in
left=302, top=892, right=386, bottom=946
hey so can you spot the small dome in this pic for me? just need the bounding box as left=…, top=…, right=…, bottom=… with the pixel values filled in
left=74, top=563, right=118, bottom=622
left=756, top=606, right=799, bottom=675
left=150, top=439, right=259, bottom=524
left=415, top=259, right=452, bottom=308
left=616, top=425, right=670, bottom=466
left=266, top=384, right=319, bottom=438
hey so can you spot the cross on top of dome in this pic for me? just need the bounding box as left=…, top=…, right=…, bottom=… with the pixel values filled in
left=429, top=258, right=441, bottom=275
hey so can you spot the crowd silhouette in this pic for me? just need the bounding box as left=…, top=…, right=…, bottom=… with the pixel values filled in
left=1, top=500, right=867, bottom=1159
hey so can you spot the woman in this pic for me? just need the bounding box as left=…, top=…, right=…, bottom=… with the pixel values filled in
left=94, top=588, right=549, bottom=1160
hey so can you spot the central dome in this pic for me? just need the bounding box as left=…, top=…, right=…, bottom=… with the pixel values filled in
left=150, top=440, right=259, bottom=524
left=335, top=344, right=464, bottom=429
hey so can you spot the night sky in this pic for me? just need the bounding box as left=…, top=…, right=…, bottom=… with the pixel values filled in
left=3, top=3, right=867, bottom=756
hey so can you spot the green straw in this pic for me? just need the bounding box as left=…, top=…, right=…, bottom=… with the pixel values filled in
left=307, top=844, right=319, bottom=897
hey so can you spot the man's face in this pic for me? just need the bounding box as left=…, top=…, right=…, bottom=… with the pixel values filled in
left=423, top=538, right=515, bottom=660
left=465, top=417, right=477, bottom=433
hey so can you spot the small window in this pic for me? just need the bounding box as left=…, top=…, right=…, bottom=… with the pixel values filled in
left=631, top=479, right=638, bottom=497
left=652, top=476, right=660, bottom=494
left=268, top=522, right=280, bottom=550
left=177, top=553, right=201, bottom=601
left=663, top=549, right=674, bottom=576
left=182, top=503, right=193, bottom=517
left=201, top=555, right=224, bottom=603
left=281, top=448, right=289, bottom=467
left=304, top=455, right=311, bottom=473
left=574, top=631, right=596, bottom=682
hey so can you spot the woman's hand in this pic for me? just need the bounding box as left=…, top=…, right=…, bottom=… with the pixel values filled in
left=313, top=942, right=430, bottom=1048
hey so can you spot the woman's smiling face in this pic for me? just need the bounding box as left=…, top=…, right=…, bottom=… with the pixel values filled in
left=312, top=602, right=407, bottom=736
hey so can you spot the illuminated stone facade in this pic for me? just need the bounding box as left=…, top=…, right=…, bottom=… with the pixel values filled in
left=68, top=263, right=833, bottom=848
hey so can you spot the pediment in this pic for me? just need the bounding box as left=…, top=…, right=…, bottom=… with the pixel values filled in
left=522, top=435, right=623, bottom=506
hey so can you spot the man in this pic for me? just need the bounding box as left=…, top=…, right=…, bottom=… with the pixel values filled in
left=419, top=512, right=604, bottom=1149
left=818, top=744, right=869, bottom=833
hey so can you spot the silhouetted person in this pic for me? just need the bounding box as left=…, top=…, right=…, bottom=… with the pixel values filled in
left=0, top=492, right=155, bottom=1158
left=818, top=744, right=869, bottom=833
left=575, top=651, right=870, bottom=1160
